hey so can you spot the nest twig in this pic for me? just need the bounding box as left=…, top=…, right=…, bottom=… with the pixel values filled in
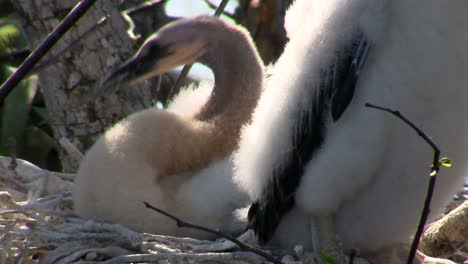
left=0, top=156, right=297, bottom=264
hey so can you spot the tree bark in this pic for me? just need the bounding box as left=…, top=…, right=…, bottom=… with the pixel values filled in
left=10, top=0, right=153, bottom=172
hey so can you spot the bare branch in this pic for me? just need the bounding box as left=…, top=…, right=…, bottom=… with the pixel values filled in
left=124, top=0, right=168, bottom=15
left=143, top=201, right=283, bottom=264
left=32, top=16, right=109, bottom=75
left=59, top=137, right=84, bottom=163
left=203, top=0, right=234, bottom=18
left=365, top=103, right=444, bottom=264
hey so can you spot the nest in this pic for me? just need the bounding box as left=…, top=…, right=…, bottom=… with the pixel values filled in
left=1, top=155, right=466, bottom=264
left=0, top=156, right=302, bottom=264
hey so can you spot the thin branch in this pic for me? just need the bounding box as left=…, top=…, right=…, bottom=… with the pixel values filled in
left=167, top=0, right=230, bottom=99
left=203, top=0, right=234, bottom=18
left=365, top=103, right=442, bottom=264
left=143, top=201, right=282, bottom=264
left=203, top=0, right=221, bottom=10
left=124, top=0, right=168, bottom=15
left=213, top=0, right=230, bottom=18
left=32, top=16, right=109, bottom=75
left=0, top=0, right=97, bottom=106
left=58, top=137, right=84, bottom=163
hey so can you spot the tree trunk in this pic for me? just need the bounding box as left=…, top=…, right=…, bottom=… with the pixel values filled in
left=10, top=0, right=153, bottom=172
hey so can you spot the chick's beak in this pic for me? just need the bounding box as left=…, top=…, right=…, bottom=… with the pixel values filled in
left=102, top=54, right=156, bottom=91
left=86, top=45, right=172, bottom=101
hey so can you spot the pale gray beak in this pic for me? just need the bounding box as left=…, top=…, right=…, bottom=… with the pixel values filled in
left=83, top=44, right=171, bottom=102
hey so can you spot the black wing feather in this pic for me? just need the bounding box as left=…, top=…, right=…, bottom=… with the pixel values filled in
left=248, top=32, right=370, bottom=245
left=332, top=36, right=370, bottom=121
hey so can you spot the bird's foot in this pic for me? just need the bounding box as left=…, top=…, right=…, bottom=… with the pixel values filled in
left=311, top=215, right=347, bottom=264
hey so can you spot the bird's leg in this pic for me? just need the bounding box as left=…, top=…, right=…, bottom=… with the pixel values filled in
left=310, top=214, right=346, bottom=264
left=310, top=215, right=323, bottom=256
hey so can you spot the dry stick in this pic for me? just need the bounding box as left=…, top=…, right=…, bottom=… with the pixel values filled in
left=32, top=16, right=109, bottom=76
left=143, top=202, right=282, bottom=264
left=124, top=0, right=168, bottom=15
left=365, top=103, right=442, bottom=264
left=0, top=0, right=97, bottom=106
left=202, top=0, right=235, bottom=18
left=167, top=0, right=230, bottom=99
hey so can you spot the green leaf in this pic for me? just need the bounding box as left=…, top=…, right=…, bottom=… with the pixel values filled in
left=318, top=251, right=338, bottom=264
left=32, top=106, right=49, bottom=122
left=0, top=24, right=20, bottom=51
left=21, top=125, right=60, bottom=169
left=0, top=66, right=38, bottom=155
left=439, top=157, right=452, bottom=168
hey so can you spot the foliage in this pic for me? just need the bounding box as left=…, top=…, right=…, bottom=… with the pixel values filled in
left=0, top=6, right=60, bottom=170
left=0, top=24, right=19, bottom=51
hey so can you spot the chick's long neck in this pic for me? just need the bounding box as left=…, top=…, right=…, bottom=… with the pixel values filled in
left=167, top=32, right=264, bottom=177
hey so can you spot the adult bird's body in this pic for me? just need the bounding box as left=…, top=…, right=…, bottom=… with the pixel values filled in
left=73, top=15, right=263, bottom=239
left=235, top=0, right=468, bottom=254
